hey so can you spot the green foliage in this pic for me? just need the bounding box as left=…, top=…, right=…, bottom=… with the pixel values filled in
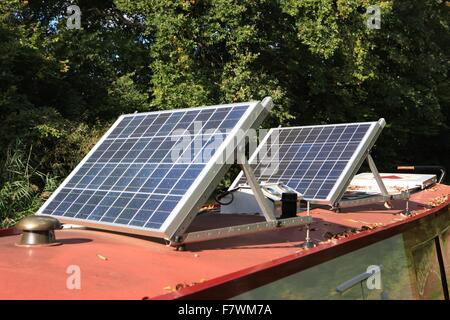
left=0, top=0, right=152, bottom=225
left=117, top=0, right=290, bottom=112
left=107, top=73, right=150, bottom=115
left=0, top=142, right=59, bottom=228
left=116, top=0, right=449, bottom=170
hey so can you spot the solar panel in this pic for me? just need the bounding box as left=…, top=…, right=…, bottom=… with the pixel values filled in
left=37, top=99, right=272, bottom=239
left=230, top=119, right=385, bottom=205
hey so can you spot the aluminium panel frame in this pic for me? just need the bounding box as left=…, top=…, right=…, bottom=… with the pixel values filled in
left=167, top=97, right=274, bottom=241
left=172, top=149, right=311, bottom=246
left=37, top=98, right=273, bottom=241
left=230, top=119, right=386, bottom=207
left=328, top=118, right=386, bottom=206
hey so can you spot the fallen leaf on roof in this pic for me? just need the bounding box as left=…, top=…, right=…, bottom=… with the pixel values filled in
left=427, top=194, right=449, bottom=207
left=321, top=224, right=379, bottom=241
left=175, top=283, right=187, bottom=291
left=198, top=204, right=220, bottom=213
left=374, top=222, right=384, bottom=227
left=389, top=186, right=404, bottom=194
left=347, top=185, right=366, bottom=191
left=323, top=232, right=334, bottom=240
left=165, top=278, right=208, bottom=292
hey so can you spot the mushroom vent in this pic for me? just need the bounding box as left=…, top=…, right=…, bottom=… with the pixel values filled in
left=15, top=216, right=62, bottom=246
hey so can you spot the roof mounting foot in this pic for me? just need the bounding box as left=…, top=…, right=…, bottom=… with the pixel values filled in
left=402, top=209, right=412, bottom=216
left=170, top=236, right=186, bottom=251
left=335, top=152, right=390, bottom=209
left=175, top=244, right=186, bottom=251
left=401, top=188, right=412, bottom=216
left=331, top=205, right=341, bottom=213
left=301, top=202, right=315, bottom=249
left=301, top=239, right=315, bottom=249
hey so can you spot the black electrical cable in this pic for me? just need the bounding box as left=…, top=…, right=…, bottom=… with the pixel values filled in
left=215, top=188, right=240, bottom=206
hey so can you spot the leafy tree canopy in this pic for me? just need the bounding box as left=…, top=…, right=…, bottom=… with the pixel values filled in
left=0, top=0, right=448, bottom=225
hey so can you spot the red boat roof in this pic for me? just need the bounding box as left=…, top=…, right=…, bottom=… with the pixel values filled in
left=0, top=184, right=449, bottom=300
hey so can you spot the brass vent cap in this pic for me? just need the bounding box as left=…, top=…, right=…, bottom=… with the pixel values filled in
left=15, top=216, right=62, bottom=246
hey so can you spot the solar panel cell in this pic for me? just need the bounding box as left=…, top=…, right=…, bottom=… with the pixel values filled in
left=37, top=99, right=271, bottom=239
left=232, top=120, right=384, bottom=204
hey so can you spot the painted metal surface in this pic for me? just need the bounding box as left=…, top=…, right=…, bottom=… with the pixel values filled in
left=0, top=184, right=449, bottom=299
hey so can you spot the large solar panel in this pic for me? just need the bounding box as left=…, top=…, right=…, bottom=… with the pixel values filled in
left=37, top=99, right=272, bottom=239
left=231, top=119, right=385, bottom=205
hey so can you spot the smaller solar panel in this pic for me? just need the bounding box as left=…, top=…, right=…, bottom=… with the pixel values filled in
left=231, top=119, right=385, bottom=205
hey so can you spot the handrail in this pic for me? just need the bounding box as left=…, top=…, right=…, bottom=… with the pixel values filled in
left=397, top=165, right=446, bottom=183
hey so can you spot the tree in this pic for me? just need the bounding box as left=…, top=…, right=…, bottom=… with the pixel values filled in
left=0, top=0, right=449, bottom=225
left=116, top=0, right=449, bottom=171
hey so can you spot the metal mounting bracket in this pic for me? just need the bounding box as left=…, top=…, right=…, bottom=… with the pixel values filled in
left=238, top=153, right=277, bottom=222
left=366, top=153, right=389, bottom=198
left=335, top=152, right=392, bottom=209
left=169, top=149, right=311, bottom=247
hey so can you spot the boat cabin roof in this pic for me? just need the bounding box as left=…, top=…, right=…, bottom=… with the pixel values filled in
left=0, top=184, right=449, bottom=299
